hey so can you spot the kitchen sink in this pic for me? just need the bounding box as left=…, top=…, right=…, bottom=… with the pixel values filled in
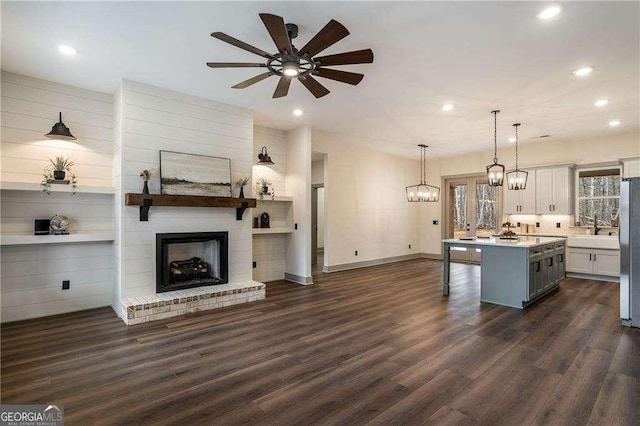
left=566, top=235, right=619, bottom=249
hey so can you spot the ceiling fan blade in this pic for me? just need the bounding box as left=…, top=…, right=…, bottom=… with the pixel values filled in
left=210, top=32, right=273, bottom=59
left=272, top=76, right=292, bottom=98
left=232, top=72, right=273, bottom=89
left=299, top=75, right=330, bottom=98
left=314, top=49, right=374, bottom=66
left=259, top=13, right=293, bottom=54
left=206, top=62, right=267, bottom=68
left=315, top=68, right=364, bottom=85
left=299, top=19, right=349, bottom=57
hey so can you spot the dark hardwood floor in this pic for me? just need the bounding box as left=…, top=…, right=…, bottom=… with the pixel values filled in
left=2, top=259, right=639, bottom=425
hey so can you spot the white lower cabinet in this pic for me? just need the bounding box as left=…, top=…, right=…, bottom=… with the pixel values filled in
left=566, top=247, right=620, bottom=277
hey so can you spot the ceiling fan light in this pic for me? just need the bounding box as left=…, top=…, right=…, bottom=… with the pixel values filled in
left=283, top=62, right=299, bottom=77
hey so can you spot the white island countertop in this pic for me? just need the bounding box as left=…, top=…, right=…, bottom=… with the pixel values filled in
left=442, top=236, right=566, bottom=248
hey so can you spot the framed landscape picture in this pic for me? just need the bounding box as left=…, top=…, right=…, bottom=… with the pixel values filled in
left=159, top=151, right=232, bottom=197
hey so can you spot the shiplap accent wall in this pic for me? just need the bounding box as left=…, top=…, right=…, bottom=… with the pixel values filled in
left=0, top=71, right=114, bottom=322
left=252, top=126, right=287, bottom=196
left=251, top=126, right=290, bottom=283
left=115, top=80, right=254, bottom=305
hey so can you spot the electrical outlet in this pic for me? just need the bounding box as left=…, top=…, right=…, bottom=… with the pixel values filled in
left=433, top=220, right=439, bottom=225
left=252, top=261, right=257, bottom=268
left=536, top=222, right=540, bottom=228
left=516, top=222, right=521, bottom=227
left=355, top=250, right=358, bottom=256
left=556, top=222, right=561, bottom=228
left=408, top=244, right=411, bottom=249
left=295, top=223, right=298, bottom=230
left=62, top=280, right=70, bottom=290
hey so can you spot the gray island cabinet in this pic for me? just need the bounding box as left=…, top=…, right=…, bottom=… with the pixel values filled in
left=442, top=237, right=566, bottom=309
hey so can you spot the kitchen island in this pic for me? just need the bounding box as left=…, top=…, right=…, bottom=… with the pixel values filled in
left=442, top=236, right=566, bottom=308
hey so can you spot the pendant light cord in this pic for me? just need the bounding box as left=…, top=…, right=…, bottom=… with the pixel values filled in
left=493, top=110, right=498, bottom=163
left=515, top=124, right=519, bottom=169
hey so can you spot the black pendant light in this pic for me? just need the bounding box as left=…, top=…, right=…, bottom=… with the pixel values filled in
left=45, top=112, right=76, bottom=140
left=506, top=123, right=528, bottom=190
left=257, top=146, right=274, bottom=165
left=486, top=110, right=504, bottom=186
left=406, top=144, right=440, bottom=202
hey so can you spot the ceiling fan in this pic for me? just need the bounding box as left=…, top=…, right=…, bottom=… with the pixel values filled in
left=206, top=13, right=374, bottom=99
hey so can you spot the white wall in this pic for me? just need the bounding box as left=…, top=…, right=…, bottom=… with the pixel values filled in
left=253, top=126, right=287, bottom=196
left=0, top=71, right=114, bottom=322
left=317, top=187, right=325, bottom=249
left=312, top=130, right=421, bottom=270
left=285, top=126, right=312, bottom=283
left=115, top=79, right=254, bottom=302
left=251, top=126, right=291, bottom=283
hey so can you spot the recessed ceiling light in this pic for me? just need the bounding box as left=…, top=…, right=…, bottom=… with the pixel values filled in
left=573, top=67, right=593, bottom=77
left=58, top=45, right=78, bottom=56
left=594, top=99, right=609, bottom=107
left=442, top=104, right=454, bottom=112
left=293, top=109, right=303, bottom=116
left=609, top=120, right=621, bottom=127
left=537, top=6, right=562, bottom=20
left=508, top=137, right=517, bottom=143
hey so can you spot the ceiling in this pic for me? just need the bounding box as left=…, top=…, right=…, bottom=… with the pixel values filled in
left=2, top=1, right=638, bottom=159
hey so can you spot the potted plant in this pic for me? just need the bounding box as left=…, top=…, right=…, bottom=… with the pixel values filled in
left=255, top=177, right=275, bottom=200
left=236, top=176, right=250, bottom=198
left=139, top=167, right=158, bottom=194
left=41, top=156, right=77, bottom=194
left=50, top=156, right=74, bottom=180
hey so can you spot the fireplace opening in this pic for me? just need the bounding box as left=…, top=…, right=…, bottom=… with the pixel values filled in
left=156, top=232, right=228, bottom=293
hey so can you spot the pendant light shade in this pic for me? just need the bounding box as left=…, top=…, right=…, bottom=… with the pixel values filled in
left=45, top=112, right=76, bottom=140
left=257, top=146, right=274, bottom=165
left=506, top=123, right=528, bottom=190
left=486, top=110, right=504, bottom=186
left=406, top=144, right=440, bottom=202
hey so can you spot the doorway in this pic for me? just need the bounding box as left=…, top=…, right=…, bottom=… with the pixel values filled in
left=311, top=184, right=325, bottom=266
left=444, top=175, right=500, bottom=263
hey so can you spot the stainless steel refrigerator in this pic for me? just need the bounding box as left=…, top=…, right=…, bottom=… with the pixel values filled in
left=620, top=177, right=640, bottom=328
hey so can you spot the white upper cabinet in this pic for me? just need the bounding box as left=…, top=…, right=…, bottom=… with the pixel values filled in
left=535, top=167, right=573, bottom=214
left=503, top=169, right=536, bottom=214
left=621, top=158, right=640, bottom=178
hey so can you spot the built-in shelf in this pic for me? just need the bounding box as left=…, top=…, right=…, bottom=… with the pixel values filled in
left=256, top=195, right=293, bottom=202
left=0, top=232, right=115, bottom=246
left=0, top=181, right=115, bottom=194
left=124, top=193, right=257, bottom=221
left=252, top=227, right=294, bottom=235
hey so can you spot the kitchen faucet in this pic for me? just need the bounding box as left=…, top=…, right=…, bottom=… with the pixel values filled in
left=594, top=214, right=601, bottom=235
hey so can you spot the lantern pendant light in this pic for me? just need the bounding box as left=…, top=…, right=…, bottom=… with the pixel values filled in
left=486, top=110, right=505, bottom=186
left=506, top=123, right=528, bottom=190
left=45, top=112, right=76, bottom=140
left=406, top=144, right=440, bottom=202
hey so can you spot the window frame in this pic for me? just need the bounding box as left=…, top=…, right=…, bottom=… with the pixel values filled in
left=574, top=165, right=621, bottom=227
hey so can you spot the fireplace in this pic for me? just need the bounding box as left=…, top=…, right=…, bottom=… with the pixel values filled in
left=156, top=232, right=228, bottom=293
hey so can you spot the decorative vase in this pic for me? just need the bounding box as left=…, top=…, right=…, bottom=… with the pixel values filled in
left=239, top=186, right=245, bottom=198
left=142, top=180, right=149, bottom=194
left=53, top=170, right=66, bottom=181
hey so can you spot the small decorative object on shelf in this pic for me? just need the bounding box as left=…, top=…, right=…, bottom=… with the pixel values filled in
left=139, top=167, right=157, bottom=194
left=41, top=156, right=77, bottom=195
left=499, top=221, right=518, bottom=240
left=255, top=177, right=275, bottom=200
left=34, top=219, right=51, bottom=235
left=236, top=176, right=250, bottom=198
left=50, top=214, right=70, bottom=235
left=259, top=212, right=270, bottom=228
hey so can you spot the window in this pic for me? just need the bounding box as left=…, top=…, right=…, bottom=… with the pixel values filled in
left=576, top=167, right=620, bottom=227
